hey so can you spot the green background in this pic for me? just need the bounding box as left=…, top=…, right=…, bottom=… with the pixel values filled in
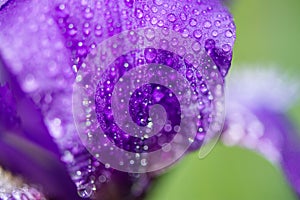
left=146, top=0, right=300, bottom=199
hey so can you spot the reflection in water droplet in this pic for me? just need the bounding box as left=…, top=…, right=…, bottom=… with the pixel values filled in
left=212, top=30, right=218, bottom=37
left=167, top=13, right=176, bottom=22
left=135, top=8, right=144, bottom=19
left=77, top=184, right=93, bottom=198
left=189, top=18, right=197, bottom=27
left=144, top=48, right=157, bottom=62
left=225, top=30, right=233, bottom=38
left=193, top=29, right=202, bottom=39
left=204, top=20, right=212, bottom=28
left=214, top=20, right=221, bottom=27
left=154, top=0, right=163, bottom=6
left=180, top=12, right=187, bottom=21
left=222, top=44, right=231, bottom=52
left=145, top=28, right=155, bottom=40
left=192, top=41, right=201, bottom=52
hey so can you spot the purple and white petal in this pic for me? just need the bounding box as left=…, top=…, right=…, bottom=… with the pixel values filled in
left=222, top=67, right=300, bottom=196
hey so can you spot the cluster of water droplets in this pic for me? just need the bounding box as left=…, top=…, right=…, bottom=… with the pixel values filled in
left=0, top=167, right=46, bottom=200
left=53, top=0, right=235, bottom=76
left=72, top=23, right=225, bottom=178
left=0, top=0, right=235, bottom=198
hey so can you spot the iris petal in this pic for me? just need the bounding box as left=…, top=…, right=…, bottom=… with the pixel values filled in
left=223, top=67, right=300, bottom=197
left=0, top=0, right=235, bottom=198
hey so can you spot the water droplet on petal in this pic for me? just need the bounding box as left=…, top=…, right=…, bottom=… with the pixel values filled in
left=212, top=30, right=218, bottom=37
left=177, top=46, right=186, bottom=56
left=145, top=28, right=155, bottom=40
left=151, top=17, right=158, bottom=25
left=225, top=30, right=233, bottom=38
left=135, top=8, right=144, bottom=19
left=77, top=184, right=93, bottom=198
left=182, top=29, right=189, bottom=38
left=192, top=41, right=201, bottom=52
left=154, top=0, right=163, bottom=6
left=204, top=20, right=212, bottom=28
left=94, top=24, right=102, bottom=37
left=84, top=7, right=94, bottom=19
left=23, top=74, right=38, bottom=92
left=214, top=20, right=221, bottom=27
left=222, top=44, right=231, bottom=52
left=167, top=13, right=176, bottom=22
left=144, top=48, right=157, bottom=62
left=180, top=12, right=187, bottom=21
left=189, top=18, right=197, bottom=27
left=193, top=29, right=202, bottom=39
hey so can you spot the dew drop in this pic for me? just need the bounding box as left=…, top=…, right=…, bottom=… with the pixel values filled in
left=171, top=37, right=178, bottom=46
left=177, top=46, right=186, bottom=56
left=145, top=28, right=155, bottom=40
left=160, top=39, right=169, bottom=49
left=58, top=3, right=65, bottom=11
left=144, top=48, right=157, bottom=62
left=225, top=30, right=233, bottom=38
left=189, top=18, right=197, bottom=27
left=77, top=185, right=93, bottom=198
left=83, top=22, right=91, bottom=36
left=212, top=30, right=218, bottom=37
left=192, top=41, right=201, bottom=52
left=151, top=6, right=158, bottom=13
left=23, top=74, right=38, bottom=92
left=167, top=13, right=176, bottom=22
left=193, top=29, right=202, bottom=39
left=135, top=8, right=144, bottom=19
left=222, top=44, right=231, bottom=52
left=157, top=20, right=164, bottom=27
left=94, top=24, right=102, bottom=37
left=84, top=7, right=94, bottom=19
left=182, top=29, right=189, bottom=38
left=151, top=17, right=158, bottom=25
left=141, top=159, right=147, bottom=166
left=99, top=175, right=106, bottom=183
left=186, top=69, right=193, bottom=80
left=180, top=12, right=187, bottom=21
left=154, top=0, right=163, bottom=6
left=203, top=20, right=212, bottom=28
left=200, top=83, right=208, bottom=94
left=214, top=20, right=221, bottom=27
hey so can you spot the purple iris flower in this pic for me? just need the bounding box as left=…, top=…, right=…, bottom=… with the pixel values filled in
left=0, top=0, right=235, bottom=199
left=222, top=67, right=300, bottom=197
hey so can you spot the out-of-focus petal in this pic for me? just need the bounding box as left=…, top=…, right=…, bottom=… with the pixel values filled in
left=0, top=75, right=80, bottom=199
left=222, top=67, right=300, bottom=196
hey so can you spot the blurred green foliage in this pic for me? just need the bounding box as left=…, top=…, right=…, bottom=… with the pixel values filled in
left=146, top=0, right=300, bottom=199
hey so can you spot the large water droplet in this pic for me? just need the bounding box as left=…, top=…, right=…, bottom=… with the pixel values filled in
left=77, top=184, right=93, bottom=198
left=214, top=20, right=221, bottom=27
left=145, top=28, right=155, bottom=40
left=135, top=8, right=144, bottom=19
left=84, top=7, right=94, bottom=19
left=189, top=18, right=197, bottom=27
left=203, top=20, right=212, bottom=28
left=154, top=0, right=163, bottom=6
left=167, top=13, right=176, bottom=22
left=192, top=41, right=201, bottom=52
left=193, top=29, right=202, bottom=39
left=144, top=48, right=157, bottom=62
left=180, top=12, right=187, bottom=21
left=225, top=30, right=233, bottom=38
left=222, top=44, right=231, bottom=52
